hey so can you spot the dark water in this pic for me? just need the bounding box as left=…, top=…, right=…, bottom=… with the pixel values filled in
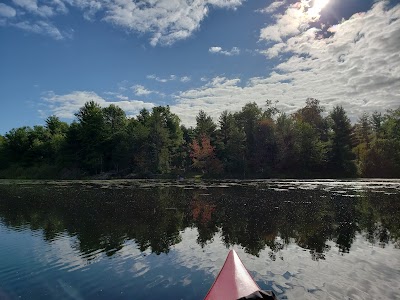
left=0, top=180, right=399, bottom=300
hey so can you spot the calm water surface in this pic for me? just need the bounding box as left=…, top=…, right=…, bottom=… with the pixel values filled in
left=0, top=179, right=399, bottom=299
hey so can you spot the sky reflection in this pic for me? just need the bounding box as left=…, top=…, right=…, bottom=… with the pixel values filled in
left=0, top=180, right=399, bottom=299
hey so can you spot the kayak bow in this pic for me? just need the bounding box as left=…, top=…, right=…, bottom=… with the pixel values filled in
left=204, top=249, right=260, bottom=300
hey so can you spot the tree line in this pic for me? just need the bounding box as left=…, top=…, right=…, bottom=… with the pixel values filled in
left=0, top=98, right=399, bottom=178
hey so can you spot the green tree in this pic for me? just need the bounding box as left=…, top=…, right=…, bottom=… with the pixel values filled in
left=235, top=102, right=263, bottom=173
left=45, top=115, right=69, bottom=135
left=148, top=106, right=183, bottom=174
left=293, top=98, right=328, bottom=140
left=382, top=108, right=400, bottom=141
left=177, top=125, right=195, bottom=172
left=275, top=114, right=298, bottom=172
left=4, top=127, right=32, bottom=165
left=27, top=125, right=50, bottom=164
left=371, top=111, right=384, bottom=137
left=296, top=121, right=327, bottom=174
left=0, top=135, right=8, bottom=170
left=127, top=118, right=151, bottom=174
left=253, top=119, right=277, bottom=175
left=61, top=121, right=81, bottom=166
left=103, top=104, right=126, bottom=134
left=353, top=113, right=372, bottom=173
left=75, top=101, right=106, bottom=174
left=195, top=110, right=217, bottom=140
left=129, top=106, right=183, bottom=174
left=218, top=111, right=245, bottom=173
left=359, top=108, right=400, bottom=177
left=361, top=138, right=400, bottom=178
left=328, top=105, right=356, bottom=176
left=262, top=99, right=280, bottom=119
left=357, top=113, right=372, bottom=147
left=102, top=105, right=128, bottom=172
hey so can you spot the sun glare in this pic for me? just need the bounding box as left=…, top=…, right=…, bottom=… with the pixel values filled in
left=307, top=0, right=330, bottom=19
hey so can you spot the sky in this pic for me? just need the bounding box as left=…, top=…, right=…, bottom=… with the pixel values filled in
left=0, top=0, right=399, bottom=133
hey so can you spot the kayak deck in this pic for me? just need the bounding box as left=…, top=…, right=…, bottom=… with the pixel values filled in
left=204, top=249, right=260, bottom=300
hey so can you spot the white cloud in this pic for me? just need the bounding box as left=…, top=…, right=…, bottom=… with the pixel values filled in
left=132, top=84, right=165, bottom=97
left=132, top=85, right=152, bottom=96
left=0, top=3, right=16, bottom=18
left=170, top=2, right=400, bottom=127
left=209, top=46, right=222, bottom=53
left=4, top=0, right=244, bottom=44
left=260, top=0, right=328, bottom=42
left=260, top=6, right=307, bottom=42
left=146, top=74, right=179, bottom=83
left=42, top=91, right=155, bottom=119
left=180, top=76, right=191, bottom=83
left=12, top=0, right=36, bottom=11
left=209, top=46, right=240, bottom=56
left=115, top=94, right=129, bottom=100
left=52, top=0, right=68, bottom=14
left=259, top=43, right=286, bottom=58
left=12, top=20, right=71, bottom=40
left=101, top=0, right=245, bottom=46
left=258, top=1, right=285, bottom=14
left=12, top=0, right=56, bottom=17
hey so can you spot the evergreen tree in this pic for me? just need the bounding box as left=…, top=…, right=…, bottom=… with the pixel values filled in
left=218, top=111, right=245, bottom=174
left=45, top=115, right=69, bottom=135
left=254, top=119, right=277, bottom=175
left=75, top=101, right=106, bottom=174
left=102, top=105, right=128, bottom=172
left=0, top=135, right=8, bottom=170
left=195, top=110, right=217, bottom=140
left=328, top=106, right=356, bottom=176
left=360, top=108, right=400, bottom=177
left=235, top=102, right=263, bottom=173
left=275, top=114, right=298, bottom=173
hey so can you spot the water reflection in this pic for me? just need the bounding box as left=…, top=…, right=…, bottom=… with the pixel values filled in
left=0, top=180, right=399, bottom=259
left=0, top=180, right=399, bottom=299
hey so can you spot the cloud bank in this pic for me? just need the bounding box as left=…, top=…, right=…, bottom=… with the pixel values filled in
left=0, top=3, right=17, bottom=18
left=42, top=91, right=154, bottom=119
left=171, top=1, right=400, bottom=126
left=1, top=0, right=244, bottom=44
left=37, top=1, right=400, bottom=128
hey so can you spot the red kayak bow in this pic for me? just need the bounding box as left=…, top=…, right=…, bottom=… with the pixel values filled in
left=204, top=249, right=260, bottom=300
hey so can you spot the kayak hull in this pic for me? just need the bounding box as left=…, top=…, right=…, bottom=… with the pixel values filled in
left=204, top=249, right=260, bottom=300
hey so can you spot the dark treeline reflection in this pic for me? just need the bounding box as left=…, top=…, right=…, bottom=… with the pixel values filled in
left=0, top=183, right=399, bottom=260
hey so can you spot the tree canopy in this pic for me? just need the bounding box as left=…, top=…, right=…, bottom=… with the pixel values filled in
left=0, top=100, right=398, bottom=179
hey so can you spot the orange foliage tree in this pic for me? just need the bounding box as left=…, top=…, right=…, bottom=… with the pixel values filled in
left=190, top=135, right=223, bottom=174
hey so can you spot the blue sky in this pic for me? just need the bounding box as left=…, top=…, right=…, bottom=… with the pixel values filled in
left=0, top=0, right=399, bottom=133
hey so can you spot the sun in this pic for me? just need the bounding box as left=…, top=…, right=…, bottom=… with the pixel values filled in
left=307, top=0, right=330, bottom=19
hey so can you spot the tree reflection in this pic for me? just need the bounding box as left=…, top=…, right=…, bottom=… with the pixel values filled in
left=0, top=182, right=399, bottom=260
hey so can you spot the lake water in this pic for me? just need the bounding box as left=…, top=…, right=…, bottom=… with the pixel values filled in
left=0, top=179, right=399, bottom=300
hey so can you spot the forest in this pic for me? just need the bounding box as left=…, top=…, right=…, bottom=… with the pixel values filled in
left=0, top=98, right=399, bottom=179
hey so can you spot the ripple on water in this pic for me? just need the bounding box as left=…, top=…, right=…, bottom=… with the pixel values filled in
left=0, top=179, right=399, bottom=299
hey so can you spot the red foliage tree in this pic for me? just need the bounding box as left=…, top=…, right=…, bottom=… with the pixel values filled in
left=190, top=135, right=223, bottom=174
